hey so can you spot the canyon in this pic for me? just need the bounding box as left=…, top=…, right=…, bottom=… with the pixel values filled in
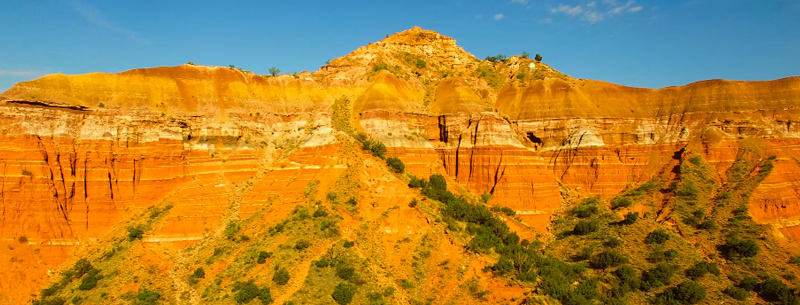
left=1, top=27, right=800, bottom=304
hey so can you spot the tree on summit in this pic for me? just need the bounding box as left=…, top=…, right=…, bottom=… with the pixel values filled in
left=269, top=67, right=280, bottom=76
left=534, top=54, right=543, bottom=62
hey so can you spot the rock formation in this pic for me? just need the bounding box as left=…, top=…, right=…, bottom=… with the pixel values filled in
left=1, top=27, right=799, bottom=304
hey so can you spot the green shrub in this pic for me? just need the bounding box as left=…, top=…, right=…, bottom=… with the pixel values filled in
left=136, top=289, right=161, bottom=305
left=738, top=276, right=759, bottom=291
left=70, top=296, right=81, bottom=304
left=273, top=267, right=291, bottom=285
left=642, top=264, right=679, bottom=289
left=41, top=283, right=61, bottom=298
left=224, top=222, right=240, bottom=240
left=684, top=261, right=720, bottom=280
left=491, top=206, right=516, bottom=217
left=332, top=282, right=357, bottom=305
left=399, top=279, right=414, bottom=289
left=257, top=251, right=272, bottom=264
left=343, top=241, right=355, bottom=248
left=573, top=220, right=599, bottom=235
left=72, top=258, right=94, bottom=277
left=408, top=177, right=427, bottom=188
left=644, top=230, right=670, bottom=244
left=611, top=197, right=634, bottom=209
left=724, top=286, right=749, bottom=300
left=724, top=236, right=759, bottom=258
left=655, top=281, right=707, bottom=305
left=589, top=250, right=629, bottom=269
left=612, top=266, right=641, bottom=297
left=756, top=277, right=799, bottom=304
left=534, top=54, right=542, bottom=62
left=492, top=257, right=514, bottom=275
left=569, top=202, right=599, bottom=218
left=697, top=219, right=717, bottom=230
left=77, top=269, right=102, bottom=290
left=368, top=142, right=387, bottom=159
left=485, top=55, right=507, bottom=62
left=327, top=192, right=338, bottom=202
left=386, top=157, right=404, bottom=173
left=677, top=180, right=699, bottom=199
left=336, top=266, right=356, bottom=281
left=313, top=207, right=329, bottom=218
left=192, top=267, right=205, bottom=279
left=127, top=226, right=144, bottom=241
left=295, top=240, right=311, bottom=250
left=408, top=199, right=418, bottom=207
left=521, top=51, right=530, bottom=59
left=647, top=249, right=678, bottom=263
left=232, top=281, right=272, bottom=304
left=603, top=238, right=622, bottom=248
left=415, top=59, right=426, bottom=69
left=315, top=259, right=329, bottom=268
left=373, top=63, right=388, bottom=72
left=620, top=212, right=639, bottom=225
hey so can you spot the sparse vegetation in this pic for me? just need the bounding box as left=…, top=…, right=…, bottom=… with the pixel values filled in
left=127, top=225, right=144, bottom=241
left=645, top=230, right=670, bottom=244
left=332, top=282, right=357, bottom=305
left=269, top=66, right=280, bottom=76
left=484, top=54, right=507, bottom=62
left=386, top=157, right=404, bottom=173
left=272, top=266, right=291, bottom=285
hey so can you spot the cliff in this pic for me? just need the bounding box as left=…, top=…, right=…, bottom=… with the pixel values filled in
left=2, top=27, right=800, bottom=304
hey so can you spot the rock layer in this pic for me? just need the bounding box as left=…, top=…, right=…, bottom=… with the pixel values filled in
left=1, top=27, right=800, bottom=304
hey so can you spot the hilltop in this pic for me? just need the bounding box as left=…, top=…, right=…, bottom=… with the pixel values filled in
left=1, top=27, right=800, bottom=305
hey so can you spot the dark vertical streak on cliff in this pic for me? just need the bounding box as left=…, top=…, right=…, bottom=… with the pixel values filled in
left=490, top=151, right=505, bottom=195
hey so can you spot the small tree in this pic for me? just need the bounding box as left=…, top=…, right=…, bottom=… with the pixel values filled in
left=521, top=51, right=530, bottom=59
left=645, top=230, right=670, bottom=244
left=620, top=212, right=639, bottom=225
left=269, top=66, right=280, bottom=76
left=534, top=54, right=543, bottom=62
left=386, top=157, right=405, bottom=173
left=127, top=226, right=144, bottom=241
left=192, top=267, right=206, bottom=279
left=332, top=282, right=357, bottom=305
left=273, top=267, right=291, bottom=285
left=656, top=281, right=707, bottom=304
left=573, top=220, right=599, bottom=235
left=590, top=250, right=629, bottom=269
left=369, top=142, right=387, bottom=159
left=136, top=289, right=161, bottom=305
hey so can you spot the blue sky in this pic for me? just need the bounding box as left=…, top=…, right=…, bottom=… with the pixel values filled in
left=1, top=0, right=799, bottom=91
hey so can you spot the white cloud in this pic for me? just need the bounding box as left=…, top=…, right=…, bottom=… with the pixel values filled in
left=550, top=4, right=583, bottom=16
left=550, top=0, right=644, bottom=24
left=539, top=18, right=554, bottom=24
left=510, top=0, right=528, bottom=4
left=64, top=0, right=149, bottom=44
left=609, top=0, right=640, bottom=14
left=585, top=11, right=603, bottom=23
left=494, top=13, right=504, bottom=20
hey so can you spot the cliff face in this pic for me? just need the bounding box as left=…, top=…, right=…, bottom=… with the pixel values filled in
left=2, top=27, right=800, bottom=304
